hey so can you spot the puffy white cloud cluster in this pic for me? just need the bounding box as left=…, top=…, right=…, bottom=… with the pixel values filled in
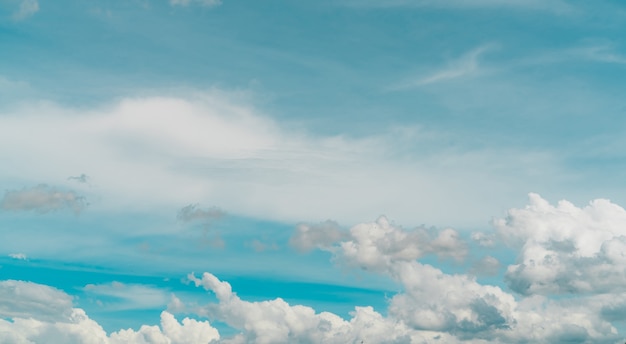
left=5, top=194, right=626, bottom=343
left=0, top=280, right=219, bottom=344
left=187, top=272, right=461, bottom=344
left=291, top=216, right=467, bottom=266
left=495, top=193, right=626, bottom=295
left=287, top=214, right=624, bottom=343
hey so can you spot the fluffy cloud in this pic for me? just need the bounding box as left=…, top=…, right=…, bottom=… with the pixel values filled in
left=285, top=215, right=624, bottom=343
left=495, top=193, right=626, bottom=295
left=0, top=279, right=219, bottom=344
left=0, top=184, right=87, bottom=214
left=0, top=280, right=74, bottom=322
left=294, top=216, right=468, bottom=268
left=187, top=272, right=460, bottom=344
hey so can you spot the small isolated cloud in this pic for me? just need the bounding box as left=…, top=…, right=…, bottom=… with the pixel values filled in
left=13, top=0, right=39, bottom=20
left=67, top=173, right=89, bottom=184
left=397, top=44, right=495, bottom=89
left=8, top=253, right=27, bottom=260
left=177, top=204, right=224, bottom=223
left=169, top=0, right=222, bottom=7
left=0, top=184, right=87, bottom=214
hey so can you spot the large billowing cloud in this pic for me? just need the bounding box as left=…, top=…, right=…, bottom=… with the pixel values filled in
left=495, top=193, right=626, bottom=295
left=286, top=214, right=624, bottom=343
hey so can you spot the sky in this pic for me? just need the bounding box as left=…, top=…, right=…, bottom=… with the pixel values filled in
left=2, top=0, right=626, bottom=343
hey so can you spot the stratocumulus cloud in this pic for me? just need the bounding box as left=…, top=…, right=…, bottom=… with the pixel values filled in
left=2, top=194, right=626, bottom=343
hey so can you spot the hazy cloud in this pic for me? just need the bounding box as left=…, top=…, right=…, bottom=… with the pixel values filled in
left=8, top=253, right=27, bottom=260
left=67, top=173, right=89, bottom=184
left=177, top=204, right=224, bottom=223
left=169, top=0, right=222, bottom=7
left=0, top=184, right=87, bottom=214
left=13, top=0, right=39, bottom=20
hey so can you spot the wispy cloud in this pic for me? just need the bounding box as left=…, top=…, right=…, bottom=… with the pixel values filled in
left=394, top=44, right=495, bottom=89
left=13, top=0, right=39, bottom=20
left=343, top=0, right=572, bottom=12
left=169, top=0, right=222, bottom=8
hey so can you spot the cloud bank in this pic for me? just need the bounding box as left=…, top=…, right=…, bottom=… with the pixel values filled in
left=3, top=194, right=626, bottom=343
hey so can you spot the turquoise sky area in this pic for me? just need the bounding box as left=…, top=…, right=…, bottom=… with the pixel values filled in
left=3, top=1, right=626, bottom=343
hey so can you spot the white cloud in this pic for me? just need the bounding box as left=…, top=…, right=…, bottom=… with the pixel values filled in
left=288, top=215, right=623, bottom=343
left=0, top=184, right=87, bottom=214
left=495, top=193, right=626, bottom=295
left=170, top=0, right=222, bottom=8
left=8, top=253, right=27, bottom=260
left=1, top=265, right=624, bottom=343
left=296, top=216, right=468, bottom=268
left=0, top=280, right=73, bottom=322
left=82, top=282, right=170, bottom=311
left=0, top=279, right=220, bottom=344
left=187, top=272, right=462, bottom=344
left=13, top=0, right=39, bottom=20
left=0, top=92, right=563, bottom=227
left=394, top=44, right=495, bottom=89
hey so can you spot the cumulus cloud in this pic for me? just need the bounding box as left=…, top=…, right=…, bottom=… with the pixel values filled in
left=170, top=0, right=222, bottom=7
left=0, top=184, right=87, bottom=214
left=187, top=272, right=460, bottom=344
left=1, top=266, right=624, bottom=344
left=297, top=216, right=468, bottom=269
left=495, top=193, right=626, bottom=295
left=0, top=280, right=73, bottom=322
left=0, top=280, right=219, bottom=344
left=12, top=0, right=39, bottom=20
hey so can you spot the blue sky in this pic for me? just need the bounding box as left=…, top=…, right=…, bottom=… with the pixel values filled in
left=3, top=0, right=626, bottom=343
